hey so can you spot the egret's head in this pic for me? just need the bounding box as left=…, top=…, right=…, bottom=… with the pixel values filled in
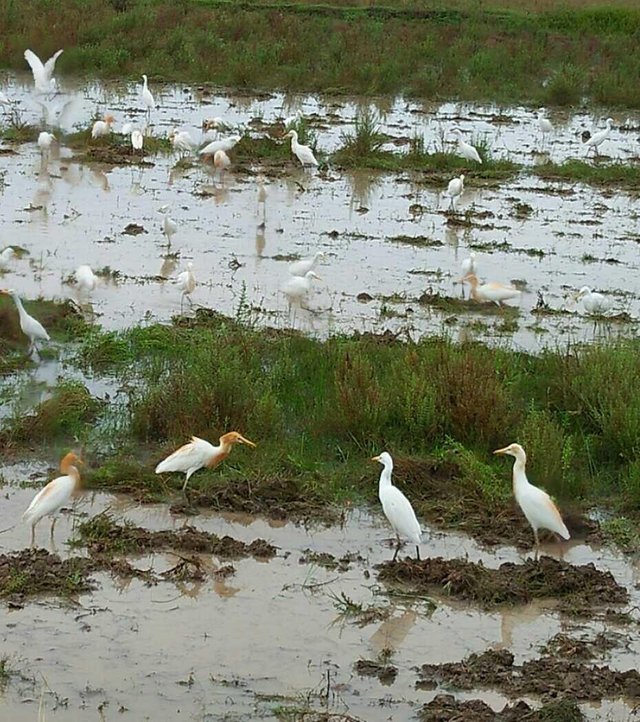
left=284, top=129, right=297, bottom=140
left=220, top=431, right=257, bottom=448
left=462, top=273, right=478, bottom=287
left=315, top=251, right=326, bottom=261
left=576, top=286, right=591, bottom=300
left=0, top=288, right=14, bottom=297
left=142, top=74, right=148, bottom=82
left=459, top=173, right=465, bottom=182
left=60, top=451, right=84, bottom=473
left=451, top=128, right=462, bottom=136
left=493, top=443, right=526, bottom=461
left=606, top=117, right=614, bottom=125
left=104, top=114, right=115, bottom=124
left=371, top=452, right=393, bottom=466
left=158, top=204, right=170, bottom=214
left=306, top=271, right=321, bottom=281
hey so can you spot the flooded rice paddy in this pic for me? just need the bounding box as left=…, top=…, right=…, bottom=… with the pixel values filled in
left=2, top=75, right=640, bottom=720
left=0, top=75, right=639, bottom=349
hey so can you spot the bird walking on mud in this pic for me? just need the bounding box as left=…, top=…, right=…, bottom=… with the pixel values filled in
left=23, top=452, right=83, bottom=546
left=584, top=117, right=613, bottom=156
left=1, top=288, right=50, bottom=357
left=155, top=432, right=257, bottom=492
left=445, top=174, right=464, bottom=211
left=372, top=452, right=422, bottom=561
left=452, top=128, right=482, bottom=164
left=494, top=443, right=570, bottom=555
left=576, top=286, right=612, bottom=316
left=463, top=274, right=521, bottom=307
left=176, top=262, right=196, bottom=311
left=285, top=129, right=318, bottom=167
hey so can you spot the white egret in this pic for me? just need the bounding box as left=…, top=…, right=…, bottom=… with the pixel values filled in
left=289, top=251, right=325, bottom=277
left=494, top=443, right=570, bottom=553
left=283, top=109, right=303, bottom=128
left=214, top=149, right=231, bottom=171
left=155, top=432, right=256, bottom=492
left=169, top=129, right=196, bottom=156
left=131, top=128, right=144, bottom=153
left=372, top=452, right=422, bottom=561
left=460, top=251, right=477, bottom=279
left=91, top=113, right=115, bottom=139
left=285, top=129, right=318, bottom=167
left=158, top=205, right=178, bottom=244
left=176, top=262, right=196, bottom=310
left=282, top=270, right=320, bottom=307
left=452, top=128, right=482, bottom=164
left=537, top=108, right=554, bottom=140
left=199, top=135, right=241, bottom=157
left=1, top=288, right=50, bottom=354
left=463, top=274, right=521, bottom=306
left=37, top=131, right=56, bottom=156
left=445, top=173, right=464, bottom=211
left=584, top=117, right=613, bottom=156
left=24, top=48, right=63, bottom=93
left=23, top=452, right=83, bottom=546
left=202, top=117, right=225, bottom=134
left=0, top=247, right=16, bottom=270
left=576, top=286, right=612, bottom=315
left=256, top=173, right=267, bottom=220
left=75, top=264, right=98, bottom=295
left=141, top=74, right=155, bottom=115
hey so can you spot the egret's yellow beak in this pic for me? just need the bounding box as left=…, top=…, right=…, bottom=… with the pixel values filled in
left=238, top=435, right=257, bottom=448
left=493, top=447, right=509, bottom=455
left=371, top=455, right=381, bottom=462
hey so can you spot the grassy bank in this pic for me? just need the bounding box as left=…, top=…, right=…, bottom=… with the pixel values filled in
left=2, top=0, right=640, bottom=106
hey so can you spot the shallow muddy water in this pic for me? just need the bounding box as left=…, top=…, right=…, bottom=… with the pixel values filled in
left=0, top=76, right=639, bottom=351
left=0, top=469, right=639, bottom=720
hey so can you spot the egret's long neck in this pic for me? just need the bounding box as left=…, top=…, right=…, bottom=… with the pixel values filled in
left=12, top=294, right=27, bottom=320
left=512, top=455, right=529, bottom=494
left=378, top=462, right=393, bottom=491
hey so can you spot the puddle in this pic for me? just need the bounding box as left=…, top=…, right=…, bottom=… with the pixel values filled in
left=0, top=77, right=638, bottom=351
left=0, top=470, right=639, bottom=720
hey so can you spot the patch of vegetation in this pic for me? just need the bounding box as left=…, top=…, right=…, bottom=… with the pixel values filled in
left=534, top=160, right=640, bottom=186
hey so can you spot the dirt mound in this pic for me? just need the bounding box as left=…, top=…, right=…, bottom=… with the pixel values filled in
left=376, top=556, right=627, bottom=611
left=419, top=694, right=584, bottom=721
left=76, top=513, right=277, bottom=560
left=416, top=649, right=640, bottom=701
left=354, top=658, right=397, bottom=685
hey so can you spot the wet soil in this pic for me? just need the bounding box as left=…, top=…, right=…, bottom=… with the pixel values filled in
left=376, top=556, right=627, bottom=612
left=416, top=648, right=640, bottom=701
left=75, top=512, right=277, bottom=559
left=418, top=695, right=584, bottom=722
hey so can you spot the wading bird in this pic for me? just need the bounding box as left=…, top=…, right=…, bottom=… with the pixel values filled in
left=584, top=117, right=613, bottom=156
left=494, top=443, right=570, bottom=554
left=0, top=288, right=50, bottom=355
left=37, top=131, right=56, bottom=157
left=158, top=205, right=178, bottom=245
left=463, top=274, right=521, bottom=306
left=176, top=262, right=196, bottom=310
left=141, top=74, right=155, bottom=116
left=23, top=452, right=83, bottom=546
left=285, top=129, right=318, bottom=167
left=289, top=251, right=325, bottom=277
left=256, top=173, right=267, bottom=220
left=155, top=432, right=256, bottom=492
left=24, top=48, right=63, bottom=94
left=75, top=264, right=98, bottom=295
left=576, top=286, right=612, bottom=315
left=199, top=135, right=241, bottom=158
left=91, top=114, right=115, bottom=139
left=0, top=247, right=16, bottom=270
left=214, top=149, right=231, bottom=172
left=131, top=128, right=144, bottom=153
left=537, top=108, right=553, bottom=144
left=168, top=129, right=196, bottom=156
left=372, top=452, right=422, bottom=561
left=282, top=270, right=320, bottom=308
left=445, top=173, right=464, bottom=211
left=452, top=128, right=482, bottom=164
left=460, top=251, right=477, bottom=279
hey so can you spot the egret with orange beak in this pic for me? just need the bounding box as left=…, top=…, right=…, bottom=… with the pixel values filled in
left=372, top=452, right=422, bottom=561
left=23, top=452, right=83, bottom=546
left=494, top=443, right=570, bottom=554
left=155, top=432, right=257, bottom=492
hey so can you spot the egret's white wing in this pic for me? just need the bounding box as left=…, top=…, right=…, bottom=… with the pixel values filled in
left=24, top=49, right=46, bottom=87
left=381, top=486, right=422, bottom=543
left=519, top=484, right=570, bottom=539
left=155, top=437, right=215, bottom=474
left=23, top=475, right=74, bottom=524
left=43, top=49, right=64, bottom=79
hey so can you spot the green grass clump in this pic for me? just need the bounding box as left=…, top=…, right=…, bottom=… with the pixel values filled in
left=535, top=160, right=640, bottom=186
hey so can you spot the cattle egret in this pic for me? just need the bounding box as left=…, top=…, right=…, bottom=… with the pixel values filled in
left=372, top=452, right=422, bottom=561
left=141, top=74, right=155, bottom=115
left=199, top=135, right=241, bottom=157
left=460, top=252, right=477, bottom=279
left=452, top=129, right=482, bottom=164
left=289, top=251, right=325, bottom=277
left=285, top=129, right=318, bottom=167
left=155, top=432, right=256, bottom=492
left=463, top=274, right=521, bottom=306
left=177, top=262, right=196, bottom=310
left=537, top=108, right=554, bottom=139
left=24, top=48, right=63, bottom=93
left=0, top=247, right=16, bottom=270
left=214, top=149, right=231, bottom=171
left=282, top=270, right=320, bottom=307
left=37, top=131, right=56, bottom=155
left=577, top=286, right=612, bottom=315
left=445, top=173, right=464, bottom=210
left=0, top=288, right=50, bottom=354
left=23, top=452, right=83, bottom=545
left=91, top=114, right=115, bottom=139
left=584, top=118, right=613, bottom=155
left=158, top=205, right=178, bottom=244
left=169, top=129, right=195, bottom=155
left=131, top=128, right=144, bottom=152
left=75, top=265, right=98, bottom=294
left=494, top=443, right=570, bottom=553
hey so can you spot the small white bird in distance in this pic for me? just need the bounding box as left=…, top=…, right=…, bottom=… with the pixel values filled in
left=289, top=251, right=325, bottom=277
left=285, top=129, right=318, bottom=167
left=373, top=452, right=422, bottom=561
left=24, top=48, right=63, bottom=93
left=131, top=128, right=144, bottom=152
left=158, top=205, right=178, bottom=244
left=37, top=131, right=56, bottom=156
left=452, top=128, right=482, bottom=164
left=168, top=129, right=196, bottom=156
left=445, top=173, right=464, bottom=211
left=282, top=270, right=320, bottom=308
left=0, top=288, right=50, bottom=356
left=91, top=113, right=115, bottom=139
left=199, top=135, right=241, bottom=158
left=460, top=251, right=477, bottom=279
left=463, top=273, right=521, bottom=306
left=537, top=108, right=554, bottom=140
left=141, top=74, right=155, bottom=115
left=584, top=117, right=613, bottom=156
left=0, top=247, right=16, bottom=270
left=177, top=262, right=196, bottom=310
left=576, top=286, right=612, bottom=315
left=75, top=265, right=99, bottom=295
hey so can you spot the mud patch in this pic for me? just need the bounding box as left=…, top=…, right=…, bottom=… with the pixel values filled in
left=418, top=695, right=584, bottom=722
left=299, top=549, right=365, bottom=571
left=75, top=513, right=277, bottom=560
left=354, top=658, right=398, bottom=685
left=416, top=648, right=640, bottom=701
left=540, top=632, right=621, bottom=661
left=376, top=556, right=627, bottom=612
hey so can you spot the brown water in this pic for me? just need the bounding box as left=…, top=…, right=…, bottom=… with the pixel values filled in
left=0, top=75, right=639, bottom=351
